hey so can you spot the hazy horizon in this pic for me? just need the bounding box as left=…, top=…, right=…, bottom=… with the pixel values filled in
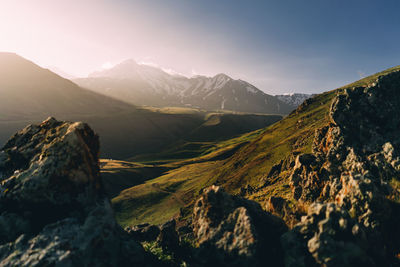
left=1, top=0, right=400, bottom=94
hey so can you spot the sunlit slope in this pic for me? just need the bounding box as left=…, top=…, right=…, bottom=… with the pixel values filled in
left=0, top=52, right=282, bottom=159
left=212, top=65, right=400, bottom=197
left=111, top=65, right=400, bottom=226
left=129, top=114, right=281, bottom=164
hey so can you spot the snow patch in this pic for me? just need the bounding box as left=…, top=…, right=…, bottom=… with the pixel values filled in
left=246, top=86, right=258, bottom=94
left=221, top=98, right=226, bottom=109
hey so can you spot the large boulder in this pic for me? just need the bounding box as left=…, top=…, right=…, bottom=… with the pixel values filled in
left=192, top=185, right=287, bottom=267
left=0, top=118, right=155, bottom=266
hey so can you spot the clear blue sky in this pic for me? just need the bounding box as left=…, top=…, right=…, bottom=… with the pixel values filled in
left=1, top=0, right=399, bottom=94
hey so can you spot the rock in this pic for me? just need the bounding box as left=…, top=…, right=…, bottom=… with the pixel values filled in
left=0, top=204, right=148, bottom=266
left=281, top=203, right=374, bottom=267
left=0, top=117, right=102, bottom=221
left=284, top=71, right=400, bottom=265
left=267, top=160, right=283, bottom=177
left=0, top=118, right=156, bottom=266
left=157, top=218, right=180, bottom=253
left=192, top=185, right=287, bottom=267
left=289, top=153, right=324, bottom=201
left=265, top=197, right=290, bottom=218
left=239, top=184, right=256, bottom=196
left=126, top=223, right=160, bottom=242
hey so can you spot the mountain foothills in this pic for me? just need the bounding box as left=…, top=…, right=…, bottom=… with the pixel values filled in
left=2, top=50, right=400, bottom=265
left=108, top=65, right=400, bottom=265
left=0, top=52, right=282, bottom=159
left=74, top=59, right=294, bottom=114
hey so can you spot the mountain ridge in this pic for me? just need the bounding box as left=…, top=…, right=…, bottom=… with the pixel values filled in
left=75, top=59, right=294, bottom=114
left=275, top=93, right=314, bottom=108
left=0, top=52, right=282, bottom=160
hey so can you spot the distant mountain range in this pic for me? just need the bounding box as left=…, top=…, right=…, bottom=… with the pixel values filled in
left=0, top=52, right=282, bottom=159
left=74, top=59, right=294, bottom=114
left=275, top=93, right=315, bottom=108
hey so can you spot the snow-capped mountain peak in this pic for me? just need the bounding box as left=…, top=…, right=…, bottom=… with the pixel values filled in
left=75, top=59, right=294, bottom=114
left=275, top=93, right=315, bottom=108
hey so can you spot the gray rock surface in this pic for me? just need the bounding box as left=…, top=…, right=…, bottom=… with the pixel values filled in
left=0, top=117, right=156, bottom=266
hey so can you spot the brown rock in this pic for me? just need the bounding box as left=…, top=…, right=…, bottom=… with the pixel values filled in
left=192, top=185, right=287, bottom=267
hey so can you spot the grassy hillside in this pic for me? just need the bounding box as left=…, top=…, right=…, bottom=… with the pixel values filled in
left=129, top=114, right=281, bottom=164
left=110, top=65, right=400, bottom=227
left=213, top=65, right=400, bottom=199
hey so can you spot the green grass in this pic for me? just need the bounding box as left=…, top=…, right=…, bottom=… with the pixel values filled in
left=112, top=160, right=222, bottom=226
left=211, top=90, right=335, bottom=194
left=130, top=127, right=266, bottom=165
left=110, top=65, right=400, bottom=227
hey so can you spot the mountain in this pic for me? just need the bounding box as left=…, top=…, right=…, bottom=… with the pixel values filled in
left=4, top=65, right=400, bottom=266
left=0, top=53, right=282, bottom=159
left=275, top=93, right=314, bottom=108
left=47, top=66, right=77, bottom=80
left=74, top=59, right=293, bottom=114
left=0, top=52, right=134, bottom=120
left=112, top=67, right=400, bottom=260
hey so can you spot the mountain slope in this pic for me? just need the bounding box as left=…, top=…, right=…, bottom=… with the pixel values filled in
left=213, top=65, right=400, bottom=195
left=0, top=53, right=282, bottom=159
left=0, top=52, right=135, bottom=120
left=74, top=59, right=293, bottom=114
left=110, top=65, right=400, bottom=227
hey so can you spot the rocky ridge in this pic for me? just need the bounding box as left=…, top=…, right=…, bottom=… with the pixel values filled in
left=279, top=71, right=400, bottom=265
left=186, top=71, right=400, bottom=266
left=75, top=59, right=293, bottom=114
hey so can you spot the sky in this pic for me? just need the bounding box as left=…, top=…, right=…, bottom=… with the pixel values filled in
left=1, top=0, right=400, bottom=94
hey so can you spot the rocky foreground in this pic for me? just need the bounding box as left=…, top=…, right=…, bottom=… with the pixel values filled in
left=1, top=72, right=400, bottom=266
left=0, top=118, right=158, bottom=266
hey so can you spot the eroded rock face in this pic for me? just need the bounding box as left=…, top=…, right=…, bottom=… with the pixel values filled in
left=285, top=71, right=400, bottom=265
left=192, top=185, right=287, bottom=267
left=0, top=118, right=154, bottom=266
